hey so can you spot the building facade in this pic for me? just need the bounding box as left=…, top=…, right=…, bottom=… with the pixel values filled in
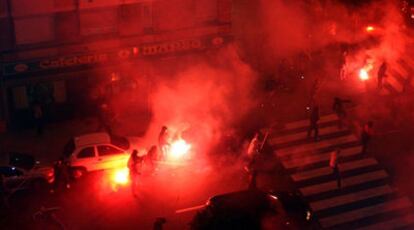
left=0, top=0, right=232, bottom=130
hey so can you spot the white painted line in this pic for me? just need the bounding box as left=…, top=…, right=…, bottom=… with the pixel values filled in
left=310, top=185, right=393, bottom=212
left=320, top=197, right=413, bottom=228
left=356, top=213, right=414, bottom=230
left=282, top=146, right=361, bottom=169
left=300, top=170, right=388, bottom=197
left=175, top=204, right=205, bottom=214
left=291, top=158, right=378, bottom=182
left=284, top=114, right=338, bottom=130
left=277, top=135, right=358, bottom=158
left=270, top=125, right=341, bottom=145
left=386, top=76, right=403, bottom=92
left=390, top=66, right=408, bottom=80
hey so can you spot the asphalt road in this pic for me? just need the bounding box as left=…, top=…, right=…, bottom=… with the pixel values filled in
left=1, top=158, right=257, bottom=230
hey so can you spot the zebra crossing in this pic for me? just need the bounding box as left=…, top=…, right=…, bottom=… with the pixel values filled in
left=269, top=113, right=414, bottom=229
left=381, top=48, right=414, bottom=95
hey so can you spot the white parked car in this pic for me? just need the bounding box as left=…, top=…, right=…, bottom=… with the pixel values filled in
left=63, top=132, right=140, bottom=177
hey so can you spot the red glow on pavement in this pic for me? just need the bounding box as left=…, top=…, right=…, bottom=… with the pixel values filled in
left=111, top=167, right=129, bottom=185
left=169, top=139, right=191, bottom=159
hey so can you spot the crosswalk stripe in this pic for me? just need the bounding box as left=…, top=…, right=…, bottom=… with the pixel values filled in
left=320, top=197, right=412, bottom=228
left=270, top=125, right=341, bottom=145
left=391, top=66, right=408, bottom=79
left=299, top=170, right=388, bottom=197
left=277, top=135, right=358, bottom=157
left=291, top=158, right=378, bottom=182
left=355, top=213, right=414, bottom=230
left=379, top=88, right=390, bottom=95
left=310, top=185, right=393, bottom=212
left=386, top=75, right=404, bottom=92
left=284, top=114, right=338, bottom=130
left=282, top=146, right=361, bottom=169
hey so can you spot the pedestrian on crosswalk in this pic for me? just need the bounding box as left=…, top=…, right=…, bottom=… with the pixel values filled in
left=307, top=105, right=320, bottom=141
left=377, top=61, right=387, bottom=89
left=332, top=97, right=351, bottom=129
left=361, top=121, right=374, bottom=154
left=330, top=148, right=341, bottom=189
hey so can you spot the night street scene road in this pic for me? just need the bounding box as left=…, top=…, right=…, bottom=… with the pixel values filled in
left=2, top=0, right=414, bottom=229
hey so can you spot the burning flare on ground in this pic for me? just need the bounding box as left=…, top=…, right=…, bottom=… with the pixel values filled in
left=111, top=167, right=129, bottom=185
left=359, top=59, right=374, bottom=81
left=169, top=139, right=191, bottom=160
left=365, top=25, right=375, bottom=33
left=359, top=68, right=370, bottom=81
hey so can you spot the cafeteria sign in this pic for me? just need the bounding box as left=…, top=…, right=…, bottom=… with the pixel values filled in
left=2, top=35, right=228, bottom=77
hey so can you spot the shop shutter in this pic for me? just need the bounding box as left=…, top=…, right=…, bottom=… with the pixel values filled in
left=14, top=16, right=55, bottom=44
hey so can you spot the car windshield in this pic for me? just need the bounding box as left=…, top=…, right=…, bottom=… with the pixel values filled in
left=9, top=152, right=35, bottom=170
left=110, top=135, right=130, bottom=150
left=63, top=138, right=75, bottom=157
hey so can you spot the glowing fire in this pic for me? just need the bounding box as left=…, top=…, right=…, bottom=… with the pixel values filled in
left=169, top=139, right=191, bottom=159
left=359, top=68, right=369, bottom=81
left=365, top=26, right=375, bottom=32
left=111, top=167, right=129, bottom=185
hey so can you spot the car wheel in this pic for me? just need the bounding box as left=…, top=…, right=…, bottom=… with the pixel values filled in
left=32, top=179, right=47, bottom=192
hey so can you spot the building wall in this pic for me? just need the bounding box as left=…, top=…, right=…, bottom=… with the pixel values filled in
left=0, top=0, right=232, bottom=129
left=0, top=0, right=231, bottom=54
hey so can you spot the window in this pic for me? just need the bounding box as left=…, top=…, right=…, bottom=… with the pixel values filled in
left=118, top=3, right=153, bottom=36
left=97, top=145, right=124, bottom=156
left=10, top=0, right=55, bottom=17
left=55, top=11, right=79, bottom=42
left=77, top=147, right=95, bottom=158
left=80, top=7, right=117, bottom=36
left=0, top=167, right=23, bottom=177
left=14, top=16, right=55, bottom=44
left=153, top=0, right=195, bottom=31
left=0, top=0, right=8, bottom=18
left=196, top=0, right=217, bottom=25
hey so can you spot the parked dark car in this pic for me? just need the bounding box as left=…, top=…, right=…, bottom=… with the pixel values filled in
left=0, top=152, right=54, bottom=192
left=190, top=189, right=313, bottom=230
